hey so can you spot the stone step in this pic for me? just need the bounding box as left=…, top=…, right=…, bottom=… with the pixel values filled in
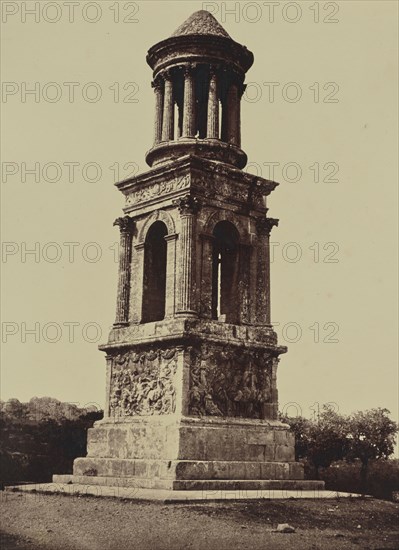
left=172, top=479, right=325, bottom=491
left=52, top=474, right=324, bottom=491
left=8, top=482, right=360, bottom=501
left=72, top=457, right=304, bottom=481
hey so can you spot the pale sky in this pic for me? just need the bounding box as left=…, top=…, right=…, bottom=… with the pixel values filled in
left=1, top=1, right=398, bottom=431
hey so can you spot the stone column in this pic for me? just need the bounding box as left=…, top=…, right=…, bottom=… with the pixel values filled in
left=162, top=71, right=174, bottom=141
left=255, top=217, right=279, bottom=324
left=175, top=195, right=200, bottom=315
left=207, top=68, right=219, bottom=139
left=238, top=243, right=251, bottom=324
left=113, top=216, right=135, bottom=326
left=221, top=70, right=228, bottom=142
left=182, top=65, right=196, bottom=138
left=152, top=78, right=164, bottom=145
left=226, top=81, right=240, bottom=146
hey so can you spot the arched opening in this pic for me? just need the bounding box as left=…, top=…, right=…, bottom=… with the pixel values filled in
left=142, top=221, right=168, bottom=322
left=211, top=221, right=240, bottom=323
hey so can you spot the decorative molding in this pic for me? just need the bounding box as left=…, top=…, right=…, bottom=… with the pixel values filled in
left=164, top=233, right=178, bottom=242
left=125, top=174, right=190, bottom=208
left=203, top=209, right=250, bottom=244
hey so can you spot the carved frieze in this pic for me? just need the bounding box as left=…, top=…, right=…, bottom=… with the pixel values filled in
left=124, top=171, right=268, bottom=210
left=193, top=174, right=248, bottom=203
left=109, top=348, right=178, bottom=416
left=189, top=344, right=274, bottom=419
left=125, top=175, right=190, bottom=207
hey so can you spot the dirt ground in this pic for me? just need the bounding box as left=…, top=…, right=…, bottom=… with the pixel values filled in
left=1, top=492, right=398, bottom=550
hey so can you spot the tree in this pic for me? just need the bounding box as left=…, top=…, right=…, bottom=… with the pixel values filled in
left=279, top=414, right=312, bottom=461
left=282, top=405, right=350, bottom=478
left=346, top=408, right=398, bottom=491
left=306, top=405, right=349, bottom=478
left=3, top=399, right=29, bottom=422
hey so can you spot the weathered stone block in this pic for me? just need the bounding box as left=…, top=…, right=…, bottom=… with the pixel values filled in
left=260, top=462, right=276, bottom=479
left=275, top=445, right=295, bottom=462
left=274, top=463, right=290, bottom=480
left=289, top=462, right=304, bottom=480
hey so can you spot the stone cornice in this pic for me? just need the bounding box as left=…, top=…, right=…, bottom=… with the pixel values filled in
left=146, top=34, right=254, bottom=77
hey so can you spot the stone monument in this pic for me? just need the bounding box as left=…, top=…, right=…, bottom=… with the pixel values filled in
left=54, top=11, right=324, bottom=492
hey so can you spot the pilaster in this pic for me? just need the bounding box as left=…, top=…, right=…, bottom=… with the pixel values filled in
left=255, top=217, right=279, bottom=324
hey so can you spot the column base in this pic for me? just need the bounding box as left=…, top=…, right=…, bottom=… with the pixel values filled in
left=175, top=310, right=198, bottom=317
left=145, top=138, right=247, bottom=169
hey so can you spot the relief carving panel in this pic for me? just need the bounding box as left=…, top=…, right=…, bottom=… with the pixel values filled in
left=189, top=345, right=274, bottom=419
left=109, top=348, right=178, bottom=416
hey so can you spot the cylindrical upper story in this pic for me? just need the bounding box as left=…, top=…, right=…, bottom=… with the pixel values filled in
left=145, top=11, right=254, bottom=169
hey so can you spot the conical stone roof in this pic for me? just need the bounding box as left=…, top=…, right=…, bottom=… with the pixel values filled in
left=171, top=10, right=231, bottom=39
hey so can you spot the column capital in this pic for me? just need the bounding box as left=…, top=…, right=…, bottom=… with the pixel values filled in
left=162, top=69, right=173, bottom=81
left=174, top=194, right=201, bottom=216
left=151, top=78, right=163, bottom=91
left=183, top=63, right=197, bottom=76
left=209, top=65, right=219, bottom=77
left=113, top=216, right=135, bottom=233
left=255, top=217, right=279, bottom=236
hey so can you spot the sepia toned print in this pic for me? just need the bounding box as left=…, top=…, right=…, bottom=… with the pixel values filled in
left=1, top=2, right=398, bottom=549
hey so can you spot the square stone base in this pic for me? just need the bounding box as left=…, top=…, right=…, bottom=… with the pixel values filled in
left=53, top=416, right=324, bottom=491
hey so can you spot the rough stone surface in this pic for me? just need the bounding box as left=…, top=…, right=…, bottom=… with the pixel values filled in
left=172, top=11, right=231, bottom=38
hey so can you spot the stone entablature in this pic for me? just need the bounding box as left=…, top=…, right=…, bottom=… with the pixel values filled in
left=117, top=155, right=277, bottom=214
left=147, top=35, right=253, bottom=78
